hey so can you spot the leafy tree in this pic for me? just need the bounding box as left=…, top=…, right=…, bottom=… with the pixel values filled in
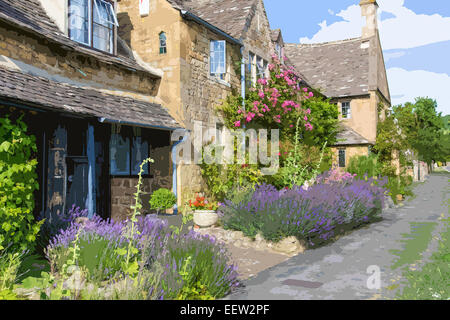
left=0, top=115, right=42, bottom=253
left=394, top=98, right=449, bottom=170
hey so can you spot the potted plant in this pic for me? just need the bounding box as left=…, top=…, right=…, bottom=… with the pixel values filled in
left=149, top=188, right=177, bottom=215
left=189, top=194, right=218, bottom=228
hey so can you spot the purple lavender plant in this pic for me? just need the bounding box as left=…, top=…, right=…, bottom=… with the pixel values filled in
left=220, top=174, right=388, bottom=244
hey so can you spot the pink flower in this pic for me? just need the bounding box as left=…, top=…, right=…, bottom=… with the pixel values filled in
left=305, top=123, right=313, bottom=131
left=234, top=120, right=241, bottom=127
left=258, top=90, right=265, bottom=99
left=237, top=109, right=242, bottom=114
left=258, top=78, right=268, bottom=86
left=303, top=87, right=308, bottom=92
left=308, top=92, right=314, bottom=98
left=268, top=64, right=275, bottom=71
left=304, top=116, right=308, bottom=121
left=305, top=108, right=311, bottom=115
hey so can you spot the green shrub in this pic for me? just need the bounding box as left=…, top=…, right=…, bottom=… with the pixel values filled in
left=0, top=246, right=26, bottom=299
left=0, top=115, right=42, bottom=252
left=149, top=188, right=177, bottom=213
left=347, top=154, right=381, bottom=178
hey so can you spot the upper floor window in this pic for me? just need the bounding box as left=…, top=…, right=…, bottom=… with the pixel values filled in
left=275, top=43, right=282, bottom=60
left=68, top=0, right=119, bottom=54
left=341, top=101, right=351, bottom=119
left=247, top=53, right=267, bottom=86
left=248, top=52, right=255, bottom=86
left=159, top=32, right=167, bottom=54
left=210, top=40, right=227, bottom=81
left=256, top=56, right=268, bottom=81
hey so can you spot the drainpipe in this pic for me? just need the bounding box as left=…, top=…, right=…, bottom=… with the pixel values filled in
left=241, top=46, right=246, bottom=113
left=171, top=131, right=188, bottom=215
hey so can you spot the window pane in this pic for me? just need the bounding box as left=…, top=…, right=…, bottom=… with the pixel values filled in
left=131, top=136, right=149, bottom=175
left=210, top=40, right=226, bottom=75
left=110, top=133, right=130, bottom=175
left=69, top=0, right=89, bottom=45
left=94, top=0, right=118, bottom=27
left=93, top=23, right=113, bottom=53
left=342, top=102, right=351, bottom=119
left=339, top=150, right=346, bottom=168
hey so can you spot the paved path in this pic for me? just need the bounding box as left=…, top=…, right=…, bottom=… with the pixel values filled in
left=227, top=173, right=449, bottom=300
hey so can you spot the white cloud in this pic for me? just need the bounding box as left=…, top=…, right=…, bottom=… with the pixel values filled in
left=300, top=0, right=450, bottom=50
left=384, top=51, right=406, bottom=62
left=387, top=68, right=450, bottom=115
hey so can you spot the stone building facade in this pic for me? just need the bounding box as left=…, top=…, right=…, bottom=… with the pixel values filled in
left=117, top=0, right=280, bottom=205
left=0, top=0, right=179, bottom=221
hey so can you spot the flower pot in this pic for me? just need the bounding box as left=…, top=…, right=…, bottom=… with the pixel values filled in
left=193, top=210, right=218, bottom=228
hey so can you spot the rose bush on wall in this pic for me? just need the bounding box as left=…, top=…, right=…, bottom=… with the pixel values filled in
left=217, top=55, right=314, bottom=139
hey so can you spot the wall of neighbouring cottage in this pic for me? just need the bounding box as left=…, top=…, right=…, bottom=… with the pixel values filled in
left=241, top=0, right=275, bottom=68
left=0, top=21, right=160, bottom=99
left=331, top=93, right=378, bottom=144
left=331, top=145, right=370, bottom=168
left=117, top=0, right=184, bottom=125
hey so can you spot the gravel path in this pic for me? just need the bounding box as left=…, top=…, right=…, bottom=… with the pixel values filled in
left=226, top=173, right=449, bottom=300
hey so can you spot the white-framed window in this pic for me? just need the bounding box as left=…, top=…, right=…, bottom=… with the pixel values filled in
left=68, top=0, right=119, bottom=54
left=256, top=56, right=268, bottom=81
left=341, top=101, right=351, bottom=119
left=210, top=40, right=227, bottom=80
left=248, top=51, right=256, bottom=86
left=275, top=42, right=282, bottom=60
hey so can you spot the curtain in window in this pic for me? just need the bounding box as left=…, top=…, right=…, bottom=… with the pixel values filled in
left=69, top=0, right=90, bottom=45
left=110, top=132, right=130, bottom=175
left=93, top=0, right=117, bottom=53
left=256, top=57, right=267, bottom=79
left=210, top=40, right=226, bottom=76
left=131, top=136, right=149, bottom=175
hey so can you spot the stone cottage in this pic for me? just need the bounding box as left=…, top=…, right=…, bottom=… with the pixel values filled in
left=285, top=0, right=391, bottom=168
left=0, top=0, right=181, bottom=221
left=117, top=0, right=280, bottom=204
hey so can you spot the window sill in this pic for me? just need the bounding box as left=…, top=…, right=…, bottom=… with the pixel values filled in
left=110, top=175, right=154, bottom=179
left=209, top=76, right=231, bottom=87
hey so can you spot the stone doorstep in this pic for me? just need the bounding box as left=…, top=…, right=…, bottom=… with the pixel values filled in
left=194, top=227, right=306, bottom=257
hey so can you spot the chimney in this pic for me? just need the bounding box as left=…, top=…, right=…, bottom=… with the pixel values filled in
left=360, top=0, right=379, bottom=38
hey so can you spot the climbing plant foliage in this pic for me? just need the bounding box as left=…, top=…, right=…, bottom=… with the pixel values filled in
left=0, top=115, right=42, bottom=252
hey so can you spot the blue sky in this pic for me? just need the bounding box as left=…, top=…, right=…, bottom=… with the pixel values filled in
left=265, top=0, right=450, bottom=115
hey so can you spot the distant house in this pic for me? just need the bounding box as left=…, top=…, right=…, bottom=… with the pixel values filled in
left=285, top=0, right=391, bottom=168
left=0, top=0, right=180, bottom=221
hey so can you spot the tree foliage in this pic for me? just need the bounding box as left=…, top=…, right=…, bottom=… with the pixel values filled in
left=393, top=97, right=449, bottom=168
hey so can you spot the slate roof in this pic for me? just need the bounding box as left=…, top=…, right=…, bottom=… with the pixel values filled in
left=0, top=66, right=180, bottom=130
left=168, top=0, right=257, bottom=39
left=334, top=124, right=370, bottom=146
left=284, top=38, right=370, bottom=98
left=0, top=0, right=160, bottom=76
